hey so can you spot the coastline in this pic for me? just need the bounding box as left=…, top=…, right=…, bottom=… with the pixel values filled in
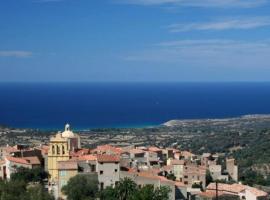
left=2, top=113, right=270, bottom=131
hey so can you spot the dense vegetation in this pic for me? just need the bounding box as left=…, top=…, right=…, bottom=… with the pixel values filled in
left=62, top=176, right=171, bottom=200
left=179, top=128, right=270, bottom=187
left=0, top=167, right=54, bottom=200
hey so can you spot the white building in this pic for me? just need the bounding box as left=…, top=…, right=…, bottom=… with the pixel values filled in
left=96, top=154, right=120, bottom=189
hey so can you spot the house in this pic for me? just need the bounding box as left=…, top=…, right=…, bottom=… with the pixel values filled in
left=226, top=158, right=238, bottom=182
left=206, top=183, right=268, bottom=200
left=120, top=170, right=175, bottom=200
left=5, top=156, right=41, bottom=179
left=96, top=154, right=120, bottom=189
left=208, top=164, right=229, bottom=181
left=57, top=160, right=78, bottom=199
left=48, top=124, right=81, bottom=183
left=171, top=160, right=206, bottom=189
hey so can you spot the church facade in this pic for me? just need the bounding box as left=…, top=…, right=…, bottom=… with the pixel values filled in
left=48, top=124, right=81, bottom=182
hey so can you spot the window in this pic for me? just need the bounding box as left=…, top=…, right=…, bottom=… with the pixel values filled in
left=184, top=175, right=188, bottom=178
left=57, top=145, right=60, bottom=155
left=62, top=145, right=65, bottom=155
left=91, top=165, right=96, bottom=172
left=184, top=181, right=188, bottom=185
left=100, top=170, right=103, bottom=175
left=115, top=169, right=118, bottom=172
left=52, top=145, right=55, bottom=155
left=60, top=171, right=67, bottom=177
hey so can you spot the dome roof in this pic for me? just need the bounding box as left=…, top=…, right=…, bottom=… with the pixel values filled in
left=61, top=124, right=75, bottom=138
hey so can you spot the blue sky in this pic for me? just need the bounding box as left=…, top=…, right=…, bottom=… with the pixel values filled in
left=0, top=0, right=270, bottom=82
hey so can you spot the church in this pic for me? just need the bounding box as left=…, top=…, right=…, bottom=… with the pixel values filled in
left=48, top=124, right=81, bottom=182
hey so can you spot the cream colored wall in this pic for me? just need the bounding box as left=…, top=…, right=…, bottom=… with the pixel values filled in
left=48, top=140, right=70, bottom=182
left=173, top=164, right=184, bottom=181
left=58, top=169, right=78, bottom=199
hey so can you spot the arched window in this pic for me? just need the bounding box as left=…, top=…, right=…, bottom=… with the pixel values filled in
left=57, top=145, right=60, bottom=155
left=62, top=145, right=65, bottom=155
left=52, top=145, right=55, bottom=155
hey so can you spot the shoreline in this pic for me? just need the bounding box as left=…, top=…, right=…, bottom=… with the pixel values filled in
left=2, top=113, right=270, bottom=131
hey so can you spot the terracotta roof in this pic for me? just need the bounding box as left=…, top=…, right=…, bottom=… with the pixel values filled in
left=207, top=183, right=268, bottom=198
left=23, top=157, right=41, bottom=165
left=148, top=147, right=162, bottom=152
left=38, top=145, right=49, bottom=154
left=78, top=154, right=97, bottom=161
left=93, top=145, right=122, bottom=155
left=138, top=173, right=174, bottom=184
left=246, top=187, right=268, bottom=197
left=199, top=191, right=225, bottom=198
left=129, top=149, right=145, bottom=154
left=171, top=159, right=185, bottom=165
left=181, top=151, right=195, bottom=157
left=97, top=154, right=120, bottom=163
left=163, top=165, right=172, bottom=171
left=58, top=161, right=78, bottom=170
left=6, top=156, right=31, bottom=165
left=207, top=183, right=246, bottom=194
left=2, top=146, right=20, bottom=154
left=70, top=149, right=91, bottom=157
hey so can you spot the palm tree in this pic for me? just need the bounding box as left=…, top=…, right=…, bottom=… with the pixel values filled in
left=115, top=178, right=138, bottom=200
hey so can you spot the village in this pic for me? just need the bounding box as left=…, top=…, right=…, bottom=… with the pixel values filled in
left=0, top=124, right=268, bottom=200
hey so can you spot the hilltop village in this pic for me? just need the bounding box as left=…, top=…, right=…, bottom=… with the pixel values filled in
left=0, top=124, right=268, bottom=200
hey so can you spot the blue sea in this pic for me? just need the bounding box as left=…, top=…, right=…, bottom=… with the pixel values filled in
left=0, top=82, right=270, bottom=130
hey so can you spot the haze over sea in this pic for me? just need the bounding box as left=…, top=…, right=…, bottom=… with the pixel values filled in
left=0, top=82, right=270, bottom=130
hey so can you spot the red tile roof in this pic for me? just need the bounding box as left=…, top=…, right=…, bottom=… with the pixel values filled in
left=207, top=183, right=268, bottom=197
left=93, top=145, right=122, bottom=155
left=246, top=187, right=268, bottom=197
left=171, top=159, right=185, bottom=165
left=97, top=154, right=120, bottom=163
left=207, top=183, right=246, bottom=194
left=58, top=161, right=78, bottom=170
left=129, top=149, right=145, bottom=154
left=23, top=157, right=41, bottom=165
left=78, top=154, right=97, bottom=161
left=148, top=147, right=162, bottom=152
left=199, top=191, right=225, bottom=198
left=2, top=146, right=20, bottom=154
left=5, top=156, right=40, bottom=165
left=137, top=172, right=174, bottom=184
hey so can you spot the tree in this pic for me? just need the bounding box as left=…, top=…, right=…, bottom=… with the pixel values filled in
left=99, top=178, right=171, bottom=200
left=27, top=184, right=54, bottom=200
left=62, top=174, right=99, bottom=200
left=0, top=179, right=28, bottom=200
left=11, top=167, right=48, bottom=184
left=99, top=186, right=118, bottom=200
left=131, top=185, right=171, bottom=200
left=0, top=179, right=54, bottom=200
left=166, top=173, right=176, bottom=181
left=114, top=178, right=138, bottom=200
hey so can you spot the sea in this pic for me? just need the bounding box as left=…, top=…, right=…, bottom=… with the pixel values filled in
left=0, top=82, right=270, bottom=130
